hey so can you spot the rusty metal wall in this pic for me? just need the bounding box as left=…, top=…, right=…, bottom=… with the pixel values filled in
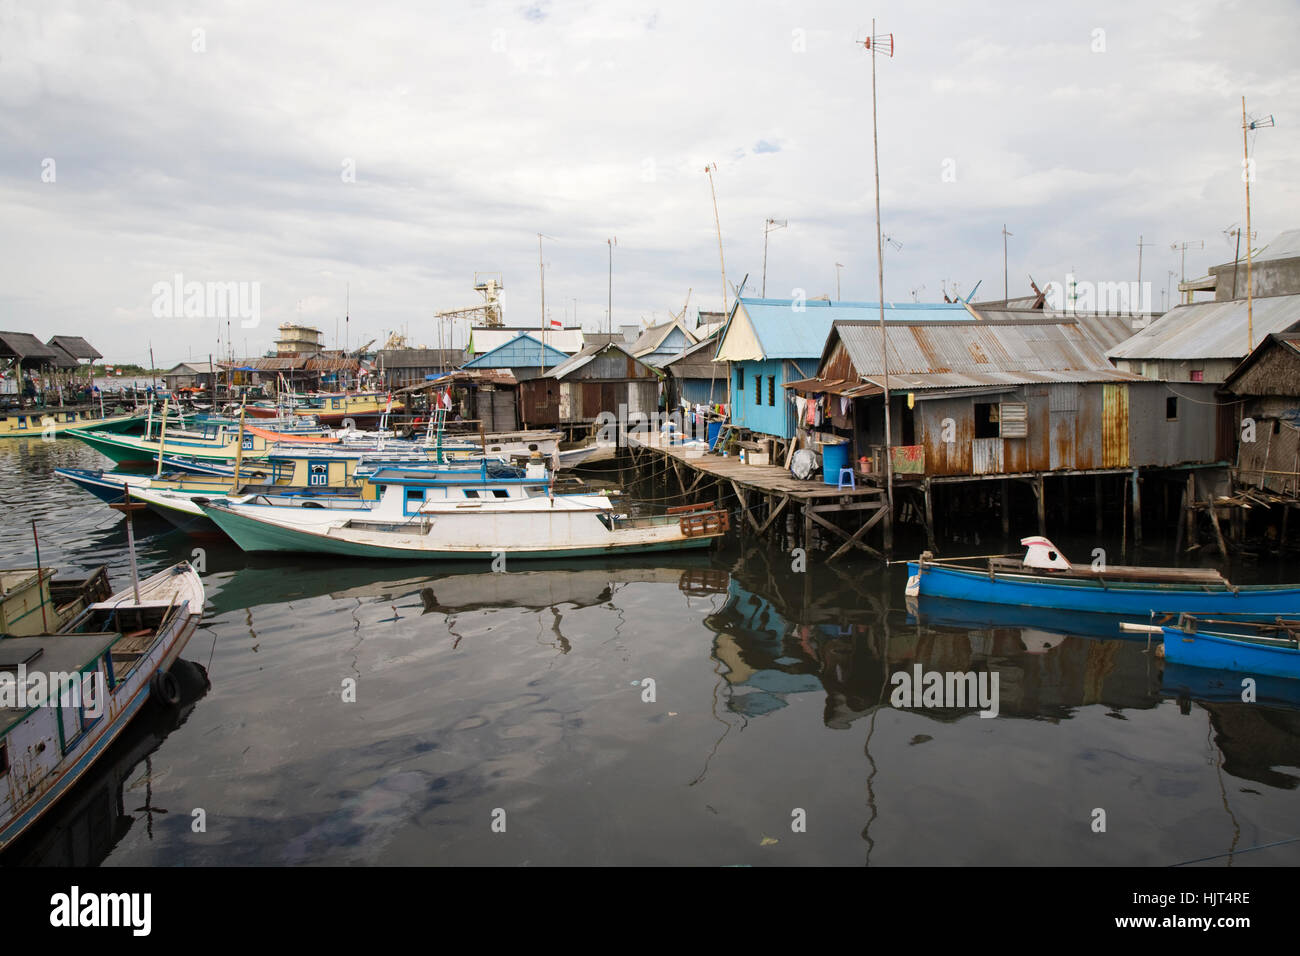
left=1126, top=381, right=1220, bottom=466
left=1102, top=384, right=1129, bottom=468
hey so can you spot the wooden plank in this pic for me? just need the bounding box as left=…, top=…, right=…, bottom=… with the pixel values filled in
left=757, top=494, right=791, bottom=535
left=827, top=507, right=886, bottom=562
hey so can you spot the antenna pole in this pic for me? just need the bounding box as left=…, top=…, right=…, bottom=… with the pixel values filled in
left=1136, top=235, right=1153, bottom=316
left=705, top=164, right=728, bottom=314
left=1002, top=224, right=1013, bottom=300
left=868, top=18, right=894, bottom=549
left=1243, top=95, right=1254, bottom=350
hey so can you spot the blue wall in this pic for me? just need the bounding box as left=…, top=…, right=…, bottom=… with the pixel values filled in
left=730, top=359, right=807, bottom=439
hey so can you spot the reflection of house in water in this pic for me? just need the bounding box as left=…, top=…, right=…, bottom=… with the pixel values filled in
left=1198, top=703, right=1300, bottom=791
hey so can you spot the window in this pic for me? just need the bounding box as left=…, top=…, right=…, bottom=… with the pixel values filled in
left=464, top=489, right=480, bottom=498
left=999, top=403, right=1028, bottom=438
left=491, top=489, right=509, bottom=499
left=1190, top=370, right=1204, bottom=382
left=1166, top=397, right=1178, bottom=420
left=754, top=375, right=761, bottom=406
left=767, top=376, right=775, bottom=406
left=1274, top=420, right=1282, bottom=435
left=736, top=366, right=744, bottom=390
left=405, top=488, right=425, bottom=513
left=974, top=403, right=1000, bottom=439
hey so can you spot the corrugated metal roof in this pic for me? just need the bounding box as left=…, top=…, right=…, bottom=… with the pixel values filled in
left=377, top=348, right=464, bottom=369
left=1254, top=229, right=1300, bottom=264
left=1107, top=294, right=1300, bottom=361
left=470, top=327, right=584, bottom=355
left=831, top=319, right=1144, bottom=390
left=720, top=298, right=975, bottom=360
left=662, top=338, right=724, bottom=378
left=463, top=332, right=569, bottom=370
left=543, top=342, right=655, bottom=380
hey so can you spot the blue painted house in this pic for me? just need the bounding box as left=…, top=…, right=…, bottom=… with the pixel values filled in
left=462, top=332, right=570, bottom=382
left=714, top=298, right=977, bottom=440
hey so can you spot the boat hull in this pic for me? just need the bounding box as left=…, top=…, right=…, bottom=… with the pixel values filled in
left=200, top=500, right=715, bottom=561
left=1161, top=625, right=1300, bottom=680
left=906, top=561, right=1300, bottom=616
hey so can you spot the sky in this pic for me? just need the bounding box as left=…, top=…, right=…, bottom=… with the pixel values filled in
left=1, top=0, right=1298, bottom=366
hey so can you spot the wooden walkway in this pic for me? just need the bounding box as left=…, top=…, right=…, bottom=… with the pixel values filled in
left=626, top=435, right=891, bottom=561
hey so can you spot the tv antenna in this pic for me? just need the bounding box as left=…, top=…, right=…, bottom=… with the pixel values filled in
left=761, top=218, right=787, bottom=297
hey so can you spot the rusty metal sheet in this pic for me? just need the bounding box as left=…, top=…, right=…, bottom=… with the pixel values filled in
left=1102, top=383, right=1129, bottom=468
left=972, top=437, right=1003, bottom=474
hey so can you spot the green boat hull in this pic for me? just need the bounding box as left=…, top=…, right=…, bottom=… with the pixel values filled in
left=200, top=502, right=714, bottom=561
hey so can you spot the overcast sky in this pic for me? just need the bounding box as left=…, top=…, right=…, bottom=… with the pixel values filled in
left=2, top=0, right=1297, bottom=366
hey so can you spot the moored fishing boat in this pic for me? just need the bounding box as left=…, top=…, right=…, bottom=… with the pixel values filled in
left=0, top=561, right=204, bottom=850
left=67, top=420, right=341, bottom=465
left=197, top=466, right=727, bottom=560
left=1160, top=614, right=1300, bottom=680
left=905, top=536, right=1300, bottom=616
left=0, top=566, right=111, bottom=636
left=0, top=404, right=138, bottom=438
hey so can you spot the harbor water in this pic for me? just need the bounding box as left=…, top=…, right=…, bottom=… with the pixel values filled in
left=3, top=438, right=1299, bottom=866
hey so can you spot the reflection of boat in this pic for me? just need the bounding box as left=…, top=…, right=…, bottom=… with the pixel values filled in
left=906, top=594, right=1147, bottom=642
left=0, top=562, right=204, bottom=850
left=906, top=536, right=1300, bottom=616
left=0, top=658, right=210, bottom=866
left=1161, top=614, right=1300, bottom=680
left=0, top=566, right=111, bottom=636
left=207, top=553, right=715, bottom=616
left=1161, top=661, right=1300, bottom=711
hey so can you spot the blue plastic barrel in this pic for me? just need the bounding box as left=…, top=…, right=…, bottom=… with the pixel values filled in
left=821, top=439, right=849, bottom=484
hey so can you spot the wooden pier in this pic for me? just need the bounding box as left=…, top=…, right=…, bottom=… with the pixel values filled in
left=625, top=436, right=891, bottom=561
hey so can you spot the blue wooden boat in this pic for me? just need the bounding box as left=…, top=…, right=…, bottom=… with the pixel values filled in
left=1161, top=614, right=1300, bottom=680
left=905, top=536, right=1300, bottom=617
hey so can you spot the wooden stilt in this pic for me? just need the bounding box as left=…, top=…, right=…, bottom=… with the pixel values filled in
left=1186, top=472, right=1197, bottom=550
left=1001, top=479, right=1010, bottom=539
left=1131, top=468, right=1142, bottom=550
left=924, top=478, right=936, bottom=553
left=1173, top=482, right=1186, bottom=556
left=1208, top=497, right=1229, bottom=558
left=1094, top=475, right=1103, bottom=540
left=1036, top=474, right=1046, bottom=536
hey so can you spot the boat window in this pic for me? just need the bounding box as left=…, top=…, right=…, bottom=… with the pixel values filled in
left=491, top=489, right=509, bottom=499
left=406, top=488, right=424, bottom=505
left=528, top=444, right=538, bottom=451
left=464, top=489, right=480, bottom=498
left=1165, top=397, right=1178, bottom=421
left=16, top=417, right=25, bottom=428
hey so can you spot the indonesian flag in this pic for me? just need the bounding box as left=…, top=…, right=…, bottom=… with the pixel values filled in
left=440, top=389, right=452, bottom=410
left=385, top=392, right=393, bottom=412
left=550, top=317, right=562, bottom=329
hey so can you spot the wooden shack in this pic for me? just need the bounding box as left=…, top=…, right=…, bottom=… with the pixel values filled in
left=519, top=342, right=659, bottom=431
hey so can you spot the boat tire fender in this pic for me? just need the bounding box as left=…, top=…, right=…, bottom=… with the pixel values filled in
left=151, top=669, right=182, bottom=706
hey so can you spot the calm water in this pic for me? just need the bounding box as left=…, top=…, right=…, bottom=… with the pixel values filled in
left=3, top=439, right=1299, bottom=866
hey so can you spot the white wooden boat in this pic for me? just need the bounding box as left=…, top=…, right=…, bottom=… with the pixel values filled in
left=198, top=467, right=728, bottom=560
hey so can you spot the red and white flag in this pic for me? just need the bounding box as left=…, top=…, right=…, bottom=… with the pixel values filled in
left=550, top=317, right=562, bottom=329
left=440, top=389, right=452, bottom=410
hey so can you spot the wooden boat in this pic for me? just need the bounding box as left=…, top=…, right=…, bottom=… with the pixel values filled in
left=247, top=392, right=403, bottom=426
left=67, top=421, right=341, bottom=465
left=905, top=536, right=1300, bottom=616
left=1160, top=614, right=1300, bottom=680
left=0, top=404, right=138, bottom=438
left=197, top=466, right=728, bottom=560
left=0, top=567, right=111, bottom=636
left=0, top=561, right=204, bottom=850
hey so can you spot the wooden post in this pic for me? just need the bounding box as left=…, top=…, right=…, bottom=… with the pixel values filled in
left=1131, top=468, right=1142, bottom=550
left=1208, top=497, right=1229, bottom=558
left=924, top=478, right=936, bottom=552
left=1186, top=472, right=1197, bottom=549
left=1036, top=474, right=1046, bottom=536
left=1061, top=476, right=1070, bottom=530
left=1173, top=481, right=1186, bottom=556
left=1094, top=475, right=1104, bottom=540
left=1001, top=479, right=1010, bottom=539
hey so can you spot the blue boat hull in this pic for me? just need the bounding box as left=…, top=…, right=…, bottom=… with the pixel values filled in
left=1162, top=626, right=1300, bottom=680
left=54, top=468, right=132, bottom=504
left=907, top=562, right=1300, bottom=616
